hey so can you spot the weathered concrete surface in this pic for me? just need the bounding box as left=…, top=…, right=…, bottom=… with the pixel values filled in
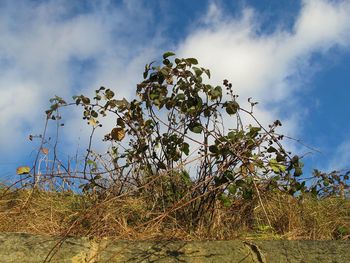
left=0, top=233, right=349, bottom=262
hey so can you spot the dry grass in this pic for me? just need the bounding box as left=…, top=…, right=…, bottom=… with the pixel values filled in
left=253, top=193, right=350, bottom=240
left=0, top=187, right=349, bottom=241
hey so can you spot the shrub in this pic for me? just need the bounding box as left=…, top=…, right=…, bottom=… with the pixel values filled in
left=11, top=52, right=349, bottom=238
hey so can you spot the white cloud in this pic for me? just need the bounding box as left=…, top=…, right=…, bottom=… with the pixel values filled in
left=328, top=140, right=350, bottom=171
left=293, top=0, right=350, bottom=51
left=0, top=1, right=161, bottom=160
left=176, top=0, right=350, bottom=149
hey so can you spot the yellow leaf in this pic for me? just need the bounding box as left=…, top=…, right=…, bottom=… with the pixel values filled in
left=248, top=163, right=255, bottom=173
left=240, top=165, right=248, bottom=177
left=111, top=127, right=125, bottom=141
left=41, top=148, right=49, bottom=155
left=16, top=166, right=31, bottom=175
left=88, top=118, right=97, bottom=126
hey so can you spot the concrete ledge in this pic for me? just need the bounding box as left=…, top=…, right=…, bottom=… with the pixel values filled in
left=0, top=233, right=349, bottom=262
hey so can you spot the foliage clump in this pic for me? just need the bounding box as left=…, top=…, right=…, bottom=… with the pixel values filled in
left=10, top=52, right=350, bottom=240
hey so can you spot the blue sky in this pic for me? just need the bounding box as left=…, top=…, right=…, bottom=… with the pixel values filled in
left=0, top=0, right=350, bottom=182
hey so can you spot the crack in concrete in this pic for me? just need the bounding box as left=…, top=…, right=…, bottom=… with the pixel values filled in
left=243, top=241, right=267, bottom=263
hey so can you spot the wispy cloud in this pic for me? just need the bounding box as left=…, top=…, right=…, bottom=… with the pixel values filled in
left=327, top=139, right=350, bottom=171
left=176, top=0, right=350, bottom=150
left=0, top=1, right=161, bottom=160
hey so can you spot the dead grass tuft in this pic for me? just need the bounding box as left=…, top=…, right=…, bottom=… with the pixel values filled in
left=1, top=187, right=349, bottom=241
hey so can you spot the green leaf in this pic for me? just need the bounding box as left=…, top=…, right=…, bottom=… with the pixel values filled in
left=204, top=68, right=211, bottom=79
left=50, top=104, right=58, bottom=111
left=279, top=165, right=286, bottom=173
left=269, top=159, right=286, bottom=173
left=223, top=170, right=235, bottom=181
left=292, top=155, right=299, bottom=164
left=143, top=71, right=148, bottom=79
left=209, top=86, right=222, bottom=100
left=87, top=160, right=97, bottom=169
left=227, top=131, right=236, bottom=140
left=81, top=96, right=90, bottom=105
left=203, top=108, right=211, bottom=117
left=159, top=67, right=169, bottom=76
left=248, top=126, right=261, bottom=138
left=192, top=67, right=202, bottom=77
left=294, top=167, right=303, bottom=177
left=338, top=226, right=349, bottom=235
left=192, top=126, right=203, bottom=134
left=181, top=142, right=190, bottom=155
left=105, top=89, right=115, bottom=100
left=189, top=123, right=203, bottom=134
left=163, top=59, right=170, bottom=65
left=175, top=93, right=186, bottom=101
left=271, top=166, right=279, bottom=173
left=209, top=145, right=219, bottom=154
left=228, top=185, right=237, bottom=195
left=225, top=101, right=239, bottom=115
left=91, top=111, right=98, bottom=118
left=235, top=179, right=245, bottom=187
left=242, top=189, right=253, bottom=200
left=153, top=99, right=162, bottom=108
left=185, top=58, right=198, bottom=65
left=163, top=51, right=175, bottom=59
left=150, top=93, right=159, bottom=100
left=296, top=181, right=306, bottom=191
left=187, top=106, right=197, bottom=114
left=267, top=146, right=277, bottom=153
left=219, top=194, right=232, bottom=207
